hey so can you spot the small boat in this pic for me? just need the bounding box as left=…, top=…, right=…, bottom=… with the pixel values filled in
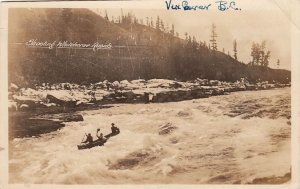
left=77, top=130, right=120, bottom=150
left=104, top=130, right=120, bottom=139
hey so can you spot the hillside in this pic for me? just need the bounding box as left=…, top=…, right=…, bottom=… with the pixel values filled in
left=8, top=8, right=291, bottom=86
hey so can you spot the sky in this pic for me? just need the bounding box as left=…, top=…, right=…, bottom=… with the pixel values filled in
left=91, top=0, right=292, bottom=70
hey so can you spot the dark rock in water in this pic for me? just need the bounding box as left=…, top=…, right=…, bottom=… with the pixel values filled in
left=159, top=123, right=177, bottom=135
left=33, top=113, right=84, bottom=123
left=248, top=172, right=291, bottom=184
left=177, top=110, right=192, bottom=117
left=108, top=149, right=160, bottom=170
left=9, top=111, right=84, bottom=139
left=208, top=174, right=233, bottom=183
left=14, top=99, right=43, bottom=111
left=63, top=114, right=84, bottom=122
left=151, top=88, right=213, bottom=103
left=46, top=94, right=77, bottom=108
left=9, top=116, right=65, bottom=139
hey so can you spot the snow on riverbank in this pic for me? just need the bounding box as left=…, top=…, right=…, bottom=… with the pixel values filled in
left=9, top=79, right=290, bottom=110
left=9, top=88, right=290, bottom=184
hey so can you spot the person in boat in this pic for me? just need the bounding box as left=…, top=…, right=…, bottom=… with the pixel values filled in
left=111, top=123, right=120, bottom=134
left=96, top=128, right=106, bottom=141
left=82, top=133, right=93, bottom=144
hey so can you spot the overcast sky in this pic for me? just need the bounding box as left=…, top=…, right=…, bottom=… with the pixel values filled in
left=92, top=0, right=291, bottom=70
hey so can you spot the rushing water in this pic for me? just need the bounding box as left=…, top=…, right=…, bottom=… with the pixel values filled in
left=9, top=88, right=291, bottom=184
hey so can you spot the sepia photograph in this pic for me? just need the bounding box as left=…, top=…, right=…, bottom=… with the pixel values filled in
left=2, top=0, right=298, bottom=186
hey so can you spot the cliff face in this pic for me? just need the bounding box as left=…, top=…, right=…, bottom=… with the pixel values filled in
left=8, top=8, right=291, bottom=86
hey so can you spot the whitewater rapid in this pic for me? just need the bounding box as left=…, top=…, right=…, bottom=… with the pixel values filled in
left=9, top=88, right=291, bottom=184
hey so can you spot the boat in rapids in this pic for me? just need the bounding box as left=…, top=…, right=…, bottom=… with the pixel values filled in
left=77, top=130, right=120, bottom=150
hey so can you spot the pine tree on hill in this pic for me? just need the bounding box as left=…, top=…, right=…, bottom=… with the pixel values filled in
left=210, top=23, right=218, bottom=51
left=233, top=40, right=237, bottom=60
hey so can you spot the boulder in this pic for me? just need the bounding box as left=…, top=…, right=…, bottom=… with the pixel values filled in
left=46, top=94, right=77, bottom=107
left=245, top=84, right=256, bottom=90
left=62, top=114, right=84, bottom=122
left=10, top=83, right=19, bottom=91
left=170, top=82, right=183, bottom=89
left=20, top=104, right=29, bottom=109
left=209, top=80, right=221, bottom=86
left=123, top=91, right=135, bottom=99
left=131, top=79, right=146, bottom=84
left=120, top=80, right=130, bottom=85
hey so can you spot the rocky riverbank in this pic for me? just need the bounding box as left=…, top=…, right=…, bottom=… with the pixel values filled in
left=8, top=78, right=290, bottom=139
left=9, top=78, right=290, bottom=113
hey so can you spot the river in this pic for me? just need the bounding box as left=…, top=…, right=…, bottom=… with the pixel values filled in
left=9, top=88, right=291, bottom=184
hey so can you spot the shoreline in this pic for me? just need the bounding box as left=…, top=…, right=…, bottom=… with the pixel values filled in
left=9, top=79, right=291, bottom=115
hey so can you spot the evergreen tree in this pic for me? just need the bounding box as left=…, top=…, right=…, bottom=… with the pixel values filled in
left=160, top=20, right=165, bottom=32
left=210, top=23, right=218, bottom=51
left=262, top=51, right=271, bottom=67
left=250, top=41, right=271, bottom=67
left=150, top=17, right=154, bottom=27
left=184, top=32, right=188, bottom=41
left=277, top=59, right=280, bottom=69
left=259, top=41, right=266, bottom=66
left=156, top=16, right=160, bottom=30
left=165, top=23, right=169, bottom=33
left=192, top=36, right=198, bottom=49
left=170, top=24, right=175, bottom=36
left=104, top=10, right=109, bottom=20
left=188, top=36, right=192, bottom=43
left=233, top=40, right=237, bottom=60
left=251, top=42, right=260, bottom=66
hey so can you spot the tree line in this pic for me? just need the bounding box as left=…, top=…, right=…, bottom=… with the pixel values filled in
left=102, top=9, right=283, bottom=69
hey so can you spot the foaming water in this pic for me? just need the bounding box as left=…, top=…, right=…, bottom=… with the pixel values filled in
left=9, top=88, right=291, bottom=184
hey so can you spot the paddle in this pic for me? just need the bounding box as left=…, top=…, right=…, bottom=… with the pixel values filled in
left=81, top=133, right=87, bottom=143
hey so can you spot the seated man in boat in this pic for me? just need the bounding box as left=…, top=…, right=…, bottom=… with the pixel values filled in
left=111, top=123, right=120, bottom=134
left=96, top=128, right=106, bottom=141
left=82, top=133, right=93, bottom=144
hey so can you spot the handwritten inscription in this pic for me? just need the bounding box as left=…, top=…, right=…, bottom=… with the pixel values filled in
left=215, top=1, right=241, bottom=11
left=91, top=42, right=113, bottom=51
left=56, top=41, right=91, bottom=49
left=165, top=0, right=211, bottom=10
left=25, top=39, right=112, bottom=52
left=165, top=0, right=241, bottom=11
left=26, top=40, right=56, bottom=49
